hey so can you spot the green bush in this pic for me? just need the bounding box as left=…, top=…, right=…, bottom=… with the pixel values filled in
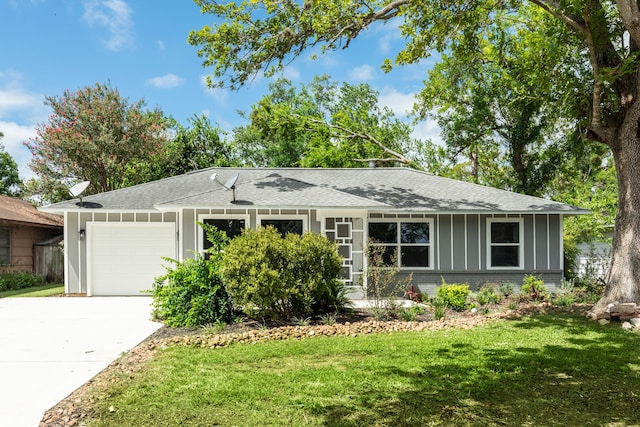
left=0, top=272, right=45, bottom=291
left=221, top=227, right=344, bottom=321
left=476, top=284, right=503, bottom=306
left=150, top=226, right=234, bottom=327
left=436, top=281, right=470, bottom=311
left=521, top=275, right=549, bottom=302
left=499, top=282, right=515, bottom=297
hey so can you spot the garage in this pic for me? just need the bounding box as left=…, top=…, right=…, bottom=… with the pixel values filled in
left=86, top=222, right=176, bottom=296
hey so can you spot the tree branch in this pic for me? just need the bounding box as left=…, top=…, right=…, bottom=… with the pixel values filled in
left=303, top=116, right=412, bottom=164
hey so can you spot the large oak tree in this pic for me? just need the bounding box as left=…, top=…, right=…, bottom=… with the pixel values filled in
left=189, top=0, right=640, bottom=316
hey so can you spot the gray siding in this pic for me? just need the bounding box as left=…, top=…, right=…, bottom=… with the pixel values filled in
left=383, top=213, right=565, bottom=295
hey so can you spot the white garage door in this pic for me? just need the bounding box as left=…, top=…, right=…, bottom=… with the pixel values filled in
left=87, top=222, right=176, bottom=296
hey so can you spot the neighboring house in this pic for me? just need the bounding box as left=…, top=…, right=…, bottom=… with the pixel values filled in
left=0, top=195, right=64, bottom=279
left=40, top=168, right=587, bottom=297
left=575, top=230, right=613, bottom=281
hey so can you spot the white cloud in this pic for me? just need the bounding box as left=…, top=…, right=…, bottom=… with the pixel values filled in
left=147, top=73, right=185, bottom=89
left=0, top=121, right=38, bottom=180
left=281, top=66, right=301, bottom=81
left=378, top=86, right=416, bottom=118
left=0, top=71, right=49, bottom=180
left=411, top=119, right=442, bottom=146
left=349, top=64, right=375, bottom=82
left=200, top=75, right=229, bottom=103
left=82, top=0, right=135, bottom=51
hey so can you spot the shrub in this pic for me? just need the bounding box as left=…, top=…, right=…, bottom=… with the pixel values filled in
left=499, top=282, right=515, bottom=297
left=476, top=284, right=503, bottom=306
left=431, top=297, right=448, bottom=319
left=0, top=272, right=45, bottom=292
left=221, top=227, right=344, bottom=321
left=520, top=275, right=549, bottom=302
left=436, top=281, right=470, bottom=311
left=362, top=241, right=412, bottom=320
left=150, top=226, right=234, bottom=327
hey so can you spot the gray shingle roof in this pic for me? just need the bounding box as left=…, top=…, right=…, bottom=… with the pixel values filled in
left=41, top=168, right=587, bottom=214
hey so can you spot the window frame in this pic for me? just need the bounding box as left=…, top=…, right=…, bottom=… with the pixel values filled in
left=257, top=215, right=308, bottom=236
left=198, top=214, right=250, bottom=255
left=367, top=219, right=434, bottom=270
left=486, top=218, right=524, bottom=270
left=0, top=227, right=10, bottom=265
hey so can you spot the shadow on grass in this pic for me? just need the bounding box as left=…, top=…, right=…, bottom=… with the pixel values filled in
left=316, top=314, right=640, bottom=426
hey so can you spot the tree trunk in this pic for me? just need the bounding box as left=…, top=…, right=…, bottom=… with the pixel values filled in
left=588, top=133, right=640, bottom=318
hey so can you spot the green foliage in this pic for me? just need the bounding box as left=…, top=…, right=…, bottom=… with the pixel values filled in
left=554, top=280, right=577, bottom=307
left=0, top=272, right=45, bottom=292
left=0, top=141, right=21, bottom=196
left=221, top=227, right=344, bottom=321
left=150, top=226, right=233, bottom=327
left=431, top=297, right=448, bottom=320
left=436, top=281, right=470, bottom=311
left=499, top=282, right=515, bottom=297
left=399, top=304, right=427, bottom=322
left=520, top=275, right=549, bottom=302
left=231, top=76, right=418, bottom=168
left=150, top=256, right=234, bottom=327
left=25, top=82, right=170, bottom=203
left=476, top=284, right=503, bottom=306
left=134, top=114, right=236, bottom=182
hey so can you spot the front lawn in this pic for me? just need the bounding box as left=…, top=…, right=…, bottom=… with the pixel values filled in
left=0, top=283, right=64, bottom=298
left=84, top=311, right=639, bottom=426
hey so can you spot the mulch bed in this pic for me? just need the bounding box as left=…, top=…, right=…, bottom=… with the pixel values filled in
left=39, top=303, right=588, bottom=427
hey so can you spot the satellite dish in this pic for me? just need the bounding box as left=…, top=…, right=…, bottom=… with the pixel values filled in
left=223, top=173, right=239, bottom=190
left=210, top=172, right=239, bottom=203
left=69, top=181, right=90, bottom=197
left=69, top=181, right=90, bottom=208
left=223, top=173, right=239, bottom=203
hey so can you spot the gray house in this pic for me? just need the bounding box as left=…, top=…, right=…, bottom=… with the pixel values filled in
left=41, top=168, right=587, bottom=297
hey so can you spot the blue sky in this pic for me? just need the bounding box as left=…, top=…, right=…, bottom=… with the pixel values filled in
left=1, top=0, right=440, bottom=180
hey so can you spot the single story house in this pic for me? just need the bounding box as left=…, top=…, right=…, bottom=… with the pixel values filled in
left=0, top=195, right=64, bottom=279
left=40, top=168, right=587, bottom=297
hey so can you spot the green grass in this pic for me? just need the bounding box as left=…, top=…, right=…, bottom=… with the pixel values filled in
left=88, top=312, right=640, bottom=426
left=0, top=284, right=64, bottom=298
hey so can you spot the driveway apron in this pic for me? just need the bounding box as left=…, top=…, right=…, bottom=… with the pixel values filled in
left=0, top=297, right=162, bottom=427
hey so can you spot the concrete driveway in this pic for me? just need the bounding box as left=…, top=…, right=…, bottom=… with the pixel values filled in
left=0, top=297, right=162, bottom=427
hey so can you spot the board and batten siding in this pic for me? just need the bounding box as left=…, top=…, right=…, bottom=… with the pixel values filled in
left=374, top=213, right=564, bottom=295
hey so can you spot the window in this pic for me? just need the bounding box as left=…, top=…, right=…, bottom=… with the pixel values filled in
left=201, top=218, right=246, bottom=255
left=368, top=221, right=432, bottom=268
left=260, top=219, right=304, bottom=235
left=487, top=219, right=523, bottom=268
left=0, top=228, right=10, bottom=265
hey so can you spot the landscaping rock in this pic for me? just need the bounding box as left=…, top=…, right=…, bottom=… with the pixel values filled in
left=598, top=319, right=610, bottom=325
left=630, top=318, right=640, bottom=330
left=622, top=321, right=634, bottom=331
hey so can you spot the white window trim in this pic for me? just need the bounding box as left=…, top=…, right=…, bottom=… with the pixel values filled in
left=198, top=214, right=250, bottom=255
left=486, top=217, right=524, bottom=270
left=368, top=219, right=434, bottom=270
left=256, top=215, right=308, bottom=234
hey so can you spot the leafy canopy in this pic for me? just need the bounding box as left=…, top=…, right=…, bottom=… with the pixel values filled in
left=25, top=82, right=170, bottom=203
